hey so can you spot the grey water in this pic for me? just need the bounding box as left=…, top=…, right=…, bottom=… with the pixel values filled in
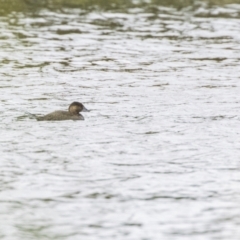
left=1, top=2, right=240, bottom=240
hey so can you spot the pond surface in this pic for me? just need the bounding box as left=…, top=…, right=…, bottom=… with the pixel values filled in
left=0, top=3, right=240, bottom=240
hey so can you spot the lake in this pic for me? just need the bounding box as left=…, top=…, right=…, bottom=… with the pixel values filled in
left=0, top=1, right=240, bottom=239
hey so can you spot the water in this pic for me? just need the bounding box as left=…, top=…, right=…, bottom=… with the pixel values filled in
left=1, top=2, right=240, bottom=240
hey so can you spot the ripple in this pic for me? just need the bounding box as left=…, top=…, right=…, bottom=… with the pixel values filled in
left=0, top=3, right=240, bottom=240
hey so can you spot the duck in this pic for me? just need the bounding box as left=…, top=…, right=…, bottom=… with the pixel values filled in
left=37, top=102, right=89, bottom=121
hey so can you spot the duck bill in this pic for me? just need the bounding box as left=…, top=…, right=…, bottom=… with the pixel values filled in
left=82, top=106, right=90, bottom=112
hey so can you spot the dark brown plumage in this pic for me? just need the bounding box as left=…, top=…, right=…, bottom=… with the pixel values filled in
left=37, top=102, right=89, bottom=121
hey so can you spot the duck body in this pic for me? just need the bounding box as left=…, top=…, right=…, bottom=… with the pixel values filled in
left=37, top=102, right=89, bottom=121
left=37, top=110, right=84, bottom=121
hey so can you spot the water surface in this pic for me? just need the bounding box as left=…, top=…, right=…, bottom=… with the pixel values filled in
left=0, top=2, right=240, bottom=240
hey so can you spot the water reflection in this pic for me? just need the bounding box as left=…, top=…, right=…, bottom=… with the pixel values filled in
left=1, top=0, right=240, bottom=15
left=0, top=1, right=240, bottom=240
